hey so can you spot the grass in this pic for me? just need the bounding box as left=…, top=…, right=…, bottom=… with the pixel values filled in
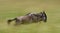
left=0, top=0, right=60, bottom=33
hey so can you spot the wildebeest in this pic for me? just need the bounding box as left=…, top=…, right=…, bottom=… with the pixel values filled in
left=7, top=11, right=47, bottom=25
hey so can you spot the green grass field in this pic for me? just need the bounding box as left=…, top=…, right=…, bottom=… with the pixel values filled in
left=0, top=0, right=60, bottom=33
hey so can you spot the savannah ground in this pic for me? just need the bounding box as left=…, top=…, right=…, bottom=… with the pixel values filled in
left=0, top=0, right=60, bottom=33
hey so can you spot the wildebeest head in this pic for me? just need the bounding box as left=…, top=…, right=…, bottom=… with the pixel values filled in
left=36, top=11, right=47, bottom=22
left=42, top=11, right=47, bottom=22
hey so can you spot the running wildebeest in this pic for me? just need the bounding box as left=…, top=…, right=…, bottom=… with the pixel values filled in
left=7, top=11, right=47, bottom=25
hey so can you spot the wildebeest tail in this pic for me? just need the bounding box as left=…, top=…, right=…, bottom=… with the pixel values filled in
left=7, top=18, right=17, bottom=25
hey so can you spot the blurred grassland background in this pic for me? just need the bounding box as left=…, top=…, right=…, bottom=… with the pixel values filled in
left=0, top=0, right=60, bottom=33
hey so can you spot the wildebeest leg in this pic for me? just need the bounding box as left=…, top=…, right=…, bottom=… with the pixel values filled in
left=14, top=19, right=22, bottom=26
left=29, top=19, right=32, bottom=23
